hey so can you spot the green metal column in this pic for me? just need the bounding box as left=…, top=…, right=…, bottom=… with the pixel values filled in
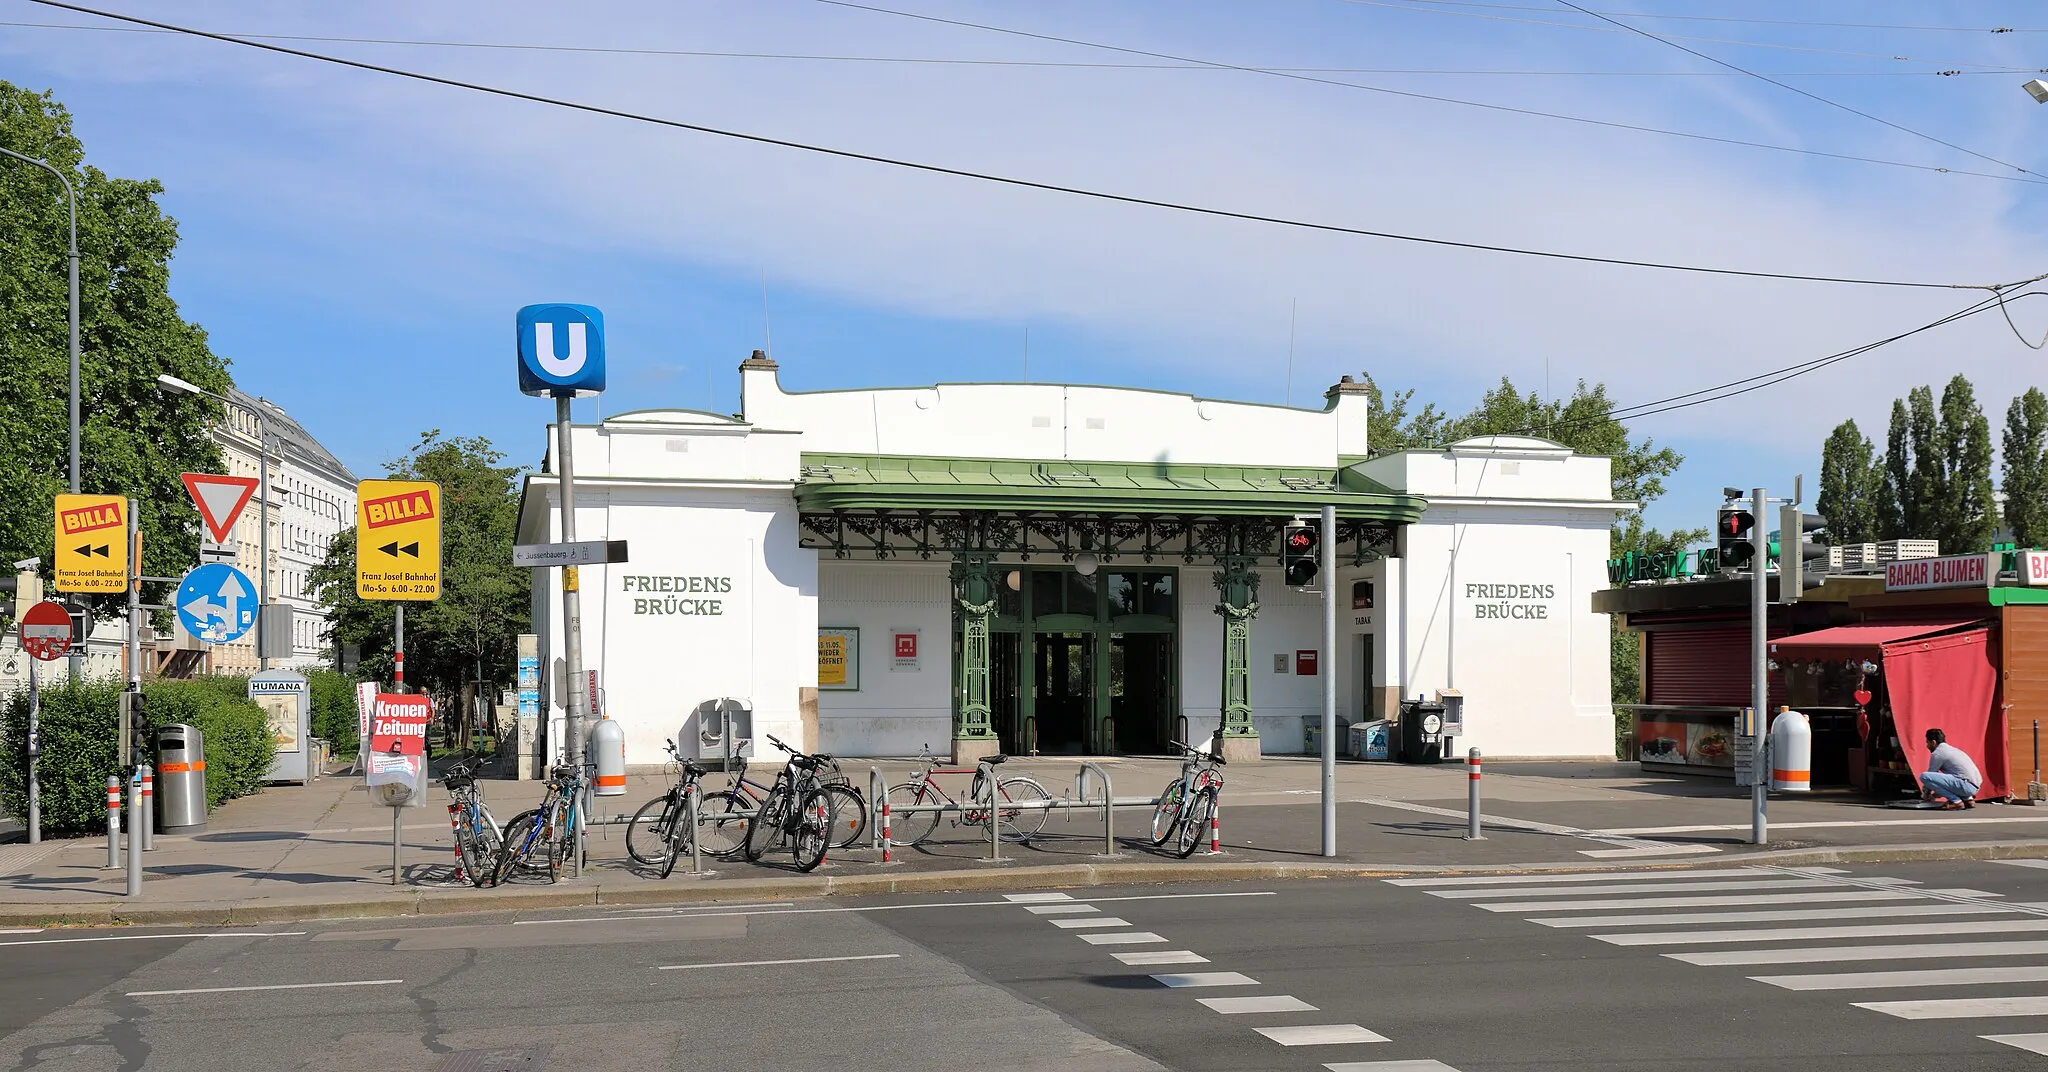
left=951, top=553, right=998, bottom=742
left=1212, top=555, right=1260, bottom=741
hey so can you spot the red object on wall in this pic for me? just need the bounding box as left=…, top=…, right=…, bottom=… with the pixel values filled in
left=370, top=694, right=431, bottom=757
left=895, top=634, right=918, bottom=660
left=1295, top=650, right=1318, bottom=676
left=1882, top=628, right=2005, bottom=801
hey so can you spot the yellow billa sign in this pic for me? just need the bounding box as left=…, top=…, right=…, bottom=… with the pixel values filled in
left=54, top=494, right=128, bottom=593
left=354, top=480, right=442, bottom=600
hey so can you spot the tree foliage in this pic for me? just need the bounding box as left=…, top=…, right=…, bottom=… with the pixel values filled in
left=310, top=432, right=527, bottom=705
left=2005, top=387, right=2048, bottom=548
left=1868, top=376, right=1996, bottom=551
left=1817, top=419, right=1881, bottom=545
left=0, top=82, right=229, bottom=609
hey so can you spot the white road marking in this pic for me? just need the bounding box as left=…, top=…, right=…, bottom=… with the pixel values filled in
left=128, top=979, right=400, bottom=998
left=1601, top=816, right=2048, bottom=836
left=1474, top=890, right=1927, bottom=913
left=1079, top=932, right=1168, bottom=945
left=656, top=953, right=901, bottom=971
left=1579, top=845, right=1723, bottom=858
left=1671, top=940, right=2048, bottom=967
left=1115, top=951, right=1209, bottom=965
left=611, top=902, right=794, bottom=914
left=1003, top=892, right=1074, bottom=902
left=1388, top=869, right=1767, bottom=887
left=1984, top=1033, right=2048, bottom=1056
left=1357, top=797, right=1714, bottom=855
left=1856, top=995, right=2048, bottom=1019
left=1531, top=903, right=2018, bottom=929
left=1256, top=1025, right=1390, bottom=1046
left=519, top=890, right=1275, bottom=926
left=1325, top=1063, right=1465, bottom=1072
left=1150, top=972, right=1258, bottom=988
left=0, top=928, right=42, bottom=935
left=1597, top=919, right=2048, bottom=947
left=1026, top=904, right=1098, bottom=915
left=1756, top=966, right=2048, bottom=991
left=1429, top=879, right=1843, bottom=899
left=1051, top=918, right=1131, bottom=930
left=0, top=931, right=305, bottom=948
left=1201, top=995, right=1319, bottom=1014
left=1999, top=861, right=2048, bottom=871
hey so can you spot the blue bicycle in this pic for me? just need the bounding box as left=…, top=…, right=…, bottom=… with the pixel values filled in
left=496, top=764, right=584, bottom=883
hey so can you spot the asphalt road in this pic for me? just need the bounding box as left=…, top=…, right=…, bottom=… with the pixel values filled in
left=13, top=861, right=2048, bottom=1070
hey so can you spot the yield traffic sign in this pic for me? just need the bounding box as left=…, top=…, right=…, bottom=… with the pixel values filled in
left=180, top=472, right=259, bottom=544
left=19, top=600, right=73, bottom=661
left=354, top=479, right=442, bottom=601
left=53, top=494, right=128, bottom=593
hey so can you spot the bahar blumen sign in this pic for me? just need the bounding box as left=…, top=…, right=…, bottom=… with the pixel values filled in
left=1885, top=553, right=1995, bottom=593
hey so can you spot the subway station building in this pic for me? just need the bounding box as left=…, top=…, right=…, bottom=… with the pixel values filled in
left=516, top=354, right=1629, bottom=767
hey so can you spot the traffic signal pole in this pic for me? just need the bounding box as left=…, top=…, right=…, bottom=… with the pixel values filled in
left=1320, top=503, right=1337, bottom=858
left=1751, top=487, right=1769, bottom=847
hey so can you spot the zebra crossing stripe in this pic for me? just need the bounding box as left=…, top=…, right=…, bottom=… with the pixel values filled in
left=1756, top=966, right=2048, bottom=991
left=1983, top=1034, right=2048, bottom=1056
left=1428, top=878, right=1842, bottom=900
left=1671, top=939, right=2048, bottom=967
left=1856, top=995, right=2048, bottom=1020
left=1473, top=890, right=1925, bottom=912
left=1386, top=868, right=1773, bottom=887
left=1531, top=903, right=2017, bottom=929
left=1597, top=919, right=2048, bottom=947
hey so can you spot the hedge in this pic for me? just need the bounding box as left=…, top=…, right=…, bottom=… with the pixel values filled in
left=307, top=669, right=361, bottom=754
left=0, top=676, right=276, bottom=835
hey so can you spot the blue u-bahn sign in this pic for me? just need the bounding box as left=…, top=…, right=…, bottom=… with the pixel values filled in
left=516, top=303, right=606, bottom=398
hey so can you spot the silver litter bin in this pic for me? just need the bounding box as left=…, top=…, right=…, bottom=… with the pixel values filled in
left=155, top=723, right=207, bottom=834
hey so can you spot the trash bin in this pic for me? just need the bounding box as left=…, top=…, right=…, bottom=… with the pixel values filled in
left=1349, top=719, right=1392, bottom=761
left=155, top=723, right=207, bottom=834
left=1302, top=716, right=1322, bottom=756
left=1398, top=699, right=1447, bottom=764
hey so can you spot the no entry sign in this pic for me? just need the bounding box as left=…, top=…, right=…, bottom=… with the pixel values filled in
left=19, top=600, right=73, bottom=661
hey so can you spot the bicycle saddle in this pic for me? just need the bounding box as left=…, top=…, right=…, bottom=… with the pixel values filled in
left=983, top=754, right=1008, bottom=765
left=683, top=762, right=707, bottom=778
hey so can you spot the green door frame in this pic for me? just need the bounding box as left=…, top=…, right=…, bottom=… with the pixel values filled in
left=980, top=565, right=1179, bottom=755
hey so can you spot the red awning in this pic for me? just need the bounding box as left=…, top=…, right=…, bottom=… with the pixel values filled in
left=1768, top=618, right=1988, bottom=661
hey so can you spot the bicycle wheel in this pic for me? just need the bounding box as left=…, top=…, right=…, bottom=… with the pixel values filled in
left=817, top=783, right=867, bottom=849
left=453, top=806, right=489, bottom=887
left=1176, top=787, right=1217, bottom=859
left=743, top=788, right=789, bottom=862
left=995, top=777, right=1051, bottom=842
left=887, top=783, right=941, bottom=847
left=659, top=795, right=691, bottom=879
left=696, top=790, right=752, bottom=858
left=1149, top=782, right=1184, bottom=846
left=790, top=790, right=831, bottom=873
left=495, top=809, right=541, bottom=884
left=543, top=803, right=569, bottom=882
left=625, top=794, right=677, bottom=866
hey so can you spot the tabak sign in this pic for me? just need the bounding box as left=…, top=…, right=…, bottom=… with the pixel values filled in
left=369, top=694, right=431, bottom=756
left=1884, top=552, right=1995, bottom=593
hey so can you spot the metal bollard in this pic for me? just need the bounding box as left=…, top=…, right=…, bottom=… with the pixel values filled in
left=140, top=769, right=154, bottom=852
left=125, top=766, right=143, bottom=896
left=1465, top=748, right=1484, bottom=841
left=880, top=799, right=893, bottom=864
left=105, top=775, right=121, bottom=870
left=988, top=793, right=1000, bottom=862
left=688, top=781, right=703, bottom=875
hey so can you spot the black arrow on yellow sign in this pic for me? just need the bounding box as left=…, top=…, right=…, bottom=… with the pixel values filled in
left=377, top=541, right=421, bottom=558
left=74, top=544, right=109, bottom=558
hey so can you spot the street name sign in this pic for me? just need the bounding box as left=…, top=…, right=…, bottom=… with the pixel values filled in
left=512, top=540, right=628, bottom=568
left=175, top=562, right=259, bottom=643
left=19, top=600, right=72, bottom=661
left=355, top=480, right=443, bottom=601
left=54, top=494, right=128, bottom=593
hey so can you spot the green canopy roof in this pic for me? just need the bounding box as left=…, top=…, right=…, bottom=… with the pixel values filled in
left=794, top=453, right=1425, bottom=522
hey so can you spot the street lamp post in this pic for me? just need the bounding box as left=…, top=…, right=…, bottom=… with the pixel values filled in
left=2, top=146, right=85, bottom=681
left=157, top=374, right=274, bottom=670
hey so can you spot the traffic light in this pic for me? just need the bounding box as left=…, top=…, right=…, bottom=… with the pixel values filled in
left=1283, top=519, right=1320, bottom=587
left=1777, top=507, right=1829, bottom=603
left=1717, top=506, right=1756, bottom=570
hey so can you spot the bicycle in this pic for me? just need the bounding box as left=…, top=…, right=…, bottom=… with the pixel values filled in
left=1149, top=739, right=1226, bottom=858
left=888, top=744, right=1051, bottom=848
left=684, top=748, right=866, bottom=854
left=441, top=755, right=504, bottom=889
left=496, top=764, right=585, bottom=883
left=740, top=734, right=834, bottom=872
left=626, top=742, right=749, bottom=874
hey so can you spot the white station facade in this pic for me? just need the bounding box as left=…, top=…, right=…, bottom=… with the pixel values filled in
left=516, top=354, right=1627, bottom=767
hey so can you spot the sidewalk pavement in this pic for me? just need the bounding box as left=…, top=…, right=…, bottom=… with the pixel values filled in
left=4, top=753, right=2047, bottom=926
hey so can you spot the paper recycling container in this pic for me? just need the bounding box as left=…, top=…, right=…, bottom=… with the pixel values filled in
left=155, top=723, right=207, bottom=834
left=1350, top=719, right=1392, bottom=761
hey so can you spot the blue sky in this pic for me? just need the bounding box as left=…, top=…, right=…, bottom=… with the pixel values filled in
left=8, top=1, right=2048, bottom=537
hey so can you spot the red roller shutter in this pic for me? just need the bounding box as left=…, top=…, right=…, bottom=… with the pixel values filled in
left=1647, top=626, right=1790, bottom=708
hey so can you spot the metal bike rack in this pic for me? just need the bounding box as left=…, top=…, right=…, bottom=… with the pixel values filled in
left=1076, top=762, right=1116, bottom=857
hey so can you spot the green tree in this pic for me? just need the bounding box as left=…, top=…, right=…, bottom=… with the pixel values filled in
left=311, top=432, right=527, bottom=707
left=2006, top=388, right=2048, bottom=548
left=1937, top=375, right=1998, bottom=553
left=1361, top=373, right=1451, bottom=455
left=1878, top=398, right=1909, bottom=538
left=0, top=83, right=230, bottom=607
left=1817, top=419, right=1881, bottom=545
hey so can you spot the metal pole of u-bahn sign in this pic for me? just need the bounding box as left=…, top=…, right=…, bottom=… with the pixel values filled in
left=1320, top=504, right=1337, bottom=858
left=1751, top=486, right=1769, bottom=847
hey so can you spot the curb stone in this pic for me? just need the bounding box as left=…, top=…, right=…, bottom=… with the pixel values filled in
left=6, top=839, right=2045, bottom=928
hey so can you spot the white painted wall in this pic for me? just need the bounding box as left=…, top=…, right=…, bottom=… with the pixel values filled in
left=816, top=561, right=952, bottom=756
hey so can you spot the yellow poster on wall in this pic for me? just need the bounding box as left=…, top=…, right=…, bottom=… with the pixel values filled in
left=818, top=627, right=858, bottom=690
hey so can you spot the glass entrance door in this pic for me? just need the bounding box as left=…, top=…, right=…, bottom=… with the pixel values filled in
left=982, top=565, right=1179, bottom=756
left=1034, top=632, right=1093, bottom=755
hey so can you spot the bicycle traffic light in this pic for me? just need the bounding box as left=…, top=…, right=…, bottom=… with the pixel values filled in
left=1283, top=519, right=1320, bottom=587
left=1717, top=507, right=1756, bottom=570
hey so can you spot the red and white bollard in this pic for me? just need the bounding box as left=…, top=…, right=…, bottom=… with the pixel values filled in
left=1208, top=794, right=1221, bottom=855
left=1466, top=748, right=1484, bottom=841
left=140, top=769, right=155, bottom=852
left=105, top=775, right=122, bottom=869
left=880, top=800, right=893, bottom=864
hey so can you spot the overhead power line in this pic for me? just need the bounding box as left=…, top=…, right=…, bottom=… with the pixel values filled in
left=34, top=1, right=2041, bottom=294
left=4, top=21, right=2031, bottom=77
left=1375, top=1, right=2045, bottom=34
left=807, top=0, right=2048, bottom=186
left=1552, top=1, right=2035, bottom=179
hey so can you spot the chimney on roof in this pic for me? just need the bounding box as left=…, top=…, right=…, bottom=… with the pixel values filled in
left=1327, top=375, right=1372, bottom=456
left=739, top=349, right=779, bottom=371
